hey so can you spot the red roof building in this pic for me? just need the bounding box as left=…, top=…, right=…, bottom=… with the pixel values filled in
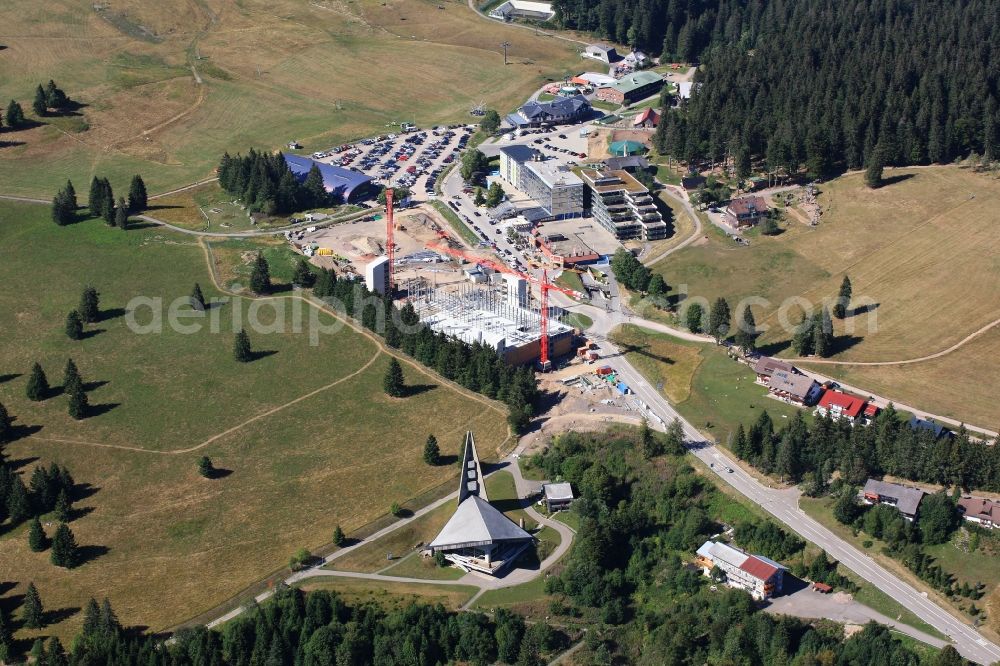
left=633, top=107, right=660, bottom=128
left=815, top=390, right=867, bottom=421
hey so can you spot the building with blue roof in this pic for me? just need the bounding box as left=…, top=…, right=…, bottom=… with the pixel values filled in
left=283, top=154, right=374, bottom=202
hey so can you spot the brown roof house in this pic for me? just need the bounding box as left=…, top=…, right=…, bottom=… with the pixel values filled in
left=724, top=195, right=769, bottom=229
left=958, top=497, right=1000, bottom=529
left=767, top=369, right=822, bottom=406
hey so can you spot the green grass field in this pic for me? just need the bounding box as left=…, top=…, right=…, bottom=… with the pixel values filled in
left=0, top=201, right=509, bottom=637
left=610, top=324, right=805, bottom=445
left=652, top=166, right=1000, bottom=428
left=0, top=0, right=581, bottom=198
left=297, top=578, right=478, bottom=610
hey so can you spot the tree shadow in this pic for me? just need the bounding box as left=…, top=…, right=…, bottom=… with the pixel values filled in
left=830, top=335, right=864, bottom=355
left=126, top=221, right=160, bottom=230
left=0, top=140, right=26, bottom=148
left=249, top=350, right=278, bottom=362
left=392, top=508, right=414, bottom=519
left=99, top=307, right=126, bottom=322
left=67, top=505, right=95, bottom=522
left=879, top=173, right=915, bottom=187
left=404, top=383, right=437, bottom=397
left=144, top=204, right=184, bottom=211
left=268, top=283, right=295, bottom=294
left=6, top=455, right=40, bottom=472
left=82, top=379, right=109, bottom=392
left=7, top=423, right=43, bottom=443
left=79, top=328, right=106, bottom=340
left=0, top=372, right=22, bottom=384
left=0, top=581, right=17, bottom=597
left=44, top=606, right=81, bottom=625
left=71, top=483, right=100, bottom=502
left=85, top=402, right=120, bottom=418
left=205, top=467, right=233, bottom=480
left=0, top=592, right=25, bottom=618
left=77, top=544, right=110, bottom=565
left=755, top=339, right=792, bottom=357
left=436, top=454, right=459, bottom=466
left=849, top=302, right=879, bottom=317
left=618, top=342, right=675, bottom=366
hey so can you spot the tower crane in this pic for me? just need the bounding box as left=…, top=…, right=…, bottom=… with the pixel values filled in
left=425, top=242, right=584, bottom=370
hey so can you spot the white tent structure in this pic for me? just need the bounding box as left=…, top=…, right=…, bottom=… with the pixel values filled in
left=428, top=432, right=534, bottom=575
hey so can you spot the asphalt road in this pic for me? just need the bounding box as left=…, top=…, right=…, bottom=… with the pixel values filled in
left=572, top=302, right=1000, bottom=664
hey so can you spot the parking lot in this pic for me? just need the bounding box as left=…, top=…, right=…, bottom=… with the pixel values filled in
left=311, top=124, right=478, bottom=201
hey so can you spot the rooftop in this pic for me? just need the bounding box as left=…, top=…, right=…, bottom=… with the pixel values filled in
left=817, top=390, right=867, bottom=418
left=283, top=154, right=373, bottom=200
left=754, top=356, right=795, bottom=377
left=604, top=71, right=664, bottom=95
left=602, top=155, right=650, bottom=171
left=499, top=144, right=541, bottom=164
left=958, top=496, right=1000, bottom=524
left=543, top=482, right=574, bottom=501
left=862, top=479, right=926, bottom=516
left=768, top=370, right=818, bottom=399
left=580, top=168, right=648, bottom=194
left=523, top=159, right=585, bottom=189
left=727, top=195, right=769, bottom=216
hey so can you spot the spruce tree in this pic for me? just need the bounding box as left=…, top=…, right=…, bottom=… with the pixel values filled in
left=333, top=525, right=345, bottom=546
left=50, top=523, right=80, bottom=568
left=21, top=582, right=44, bottom=629
left=7, top=477, right=31, bottom=523
left=55, top=489, right=72, bottom=522
left=303, top=164, right=328, bottom=207
left=32, top=84, right=47, bottom=116
left=190, top=283, right=206, bottom=310
left=864, top=156, right=884, bottom=188
left=81, top=599, right=100, bottom=637
left=68, top=389, right=89, bottom=420
left=292, top=258, right=316, bottom=288
left=5, top=99, right=25, bottom=128
left=128, top=174, right=148, bottom=211
left=51, top=188, right=75, bottom=226
left=26, top=362, right=50, bottom=401
left=734, top=305, right=757, bottom=352
left=233, top=329, right=253, bottom=363
left=65, top=310, right=84, bottom=340
left=115, top=197, right=129, bottom=230
left=249, top=252, right=272, bottom=294
left=423, top=434, right=440, bottom=465
left=101, top=196, right=115, bottom=226
left=383, top=358, right=405, bottom=397
left=46, top=636, right=67, bottom=666
left=28, top=517, right=47, bottom=552
left=0, top=609, right=12, bottom=664
left=197, top=456, right=213, bottom=478
left=0, top=401, right=9, bottom=444
left=88, top=176, right=105, bottom=216
left=708, top=297, right=731, bottom=343
left=833, top=275, right=853, bottom=319
left=63, top=358, right=82, bottom=397
left=64, top=180, right=77, bottom=210
left=78, top=286, right=100, bottom=323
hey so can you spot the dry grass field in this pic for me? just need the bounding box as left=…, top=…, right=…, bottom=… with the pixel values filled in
left=654, top=166, right=1000, bottom=427
left=0, top=201, right=508, bottom=637
left=0, top=0, right=581, bottom=197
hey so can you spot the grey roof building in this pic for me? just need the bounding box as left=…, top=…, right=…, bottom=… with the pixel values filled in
left=283, top=154, right=374, bottom=202
left=506, top=95, right=591, bottom=127
left=542, top=482, right=574, bottom=512
left=861, top=479, right=926, bottom=520
left=602, top=156, right=650, bottom=172
left=428, top=432, right=534, bottom=574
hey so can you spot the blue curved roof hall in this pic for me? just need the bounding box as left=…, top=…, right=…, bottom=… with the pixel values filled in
left=283, top=153, right=373, bottom=201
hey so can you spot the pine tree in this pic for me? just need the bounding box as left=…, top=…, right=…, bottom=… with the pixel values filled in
left=640, top=419, right=659, bottom=459
left=864, top=155, right=884, bottom=188
left=78, top=286, right=100, bottom=323
left=191, top=283, right=206, bottom=310
left=249, top=252, right=272, bottom=294
left=0, top=401, right=9, bottom=444
left=197, top=456, right=213, bottom=478
left=383, top=358, right=405, bottom=397
left=101, top=196, right=115, bottom=226
left=28, top=517, right=47, bottom=552
left=88, top=176, right=105, bottom=216
left=0, top=609, right=12, bottom=664
left=303, top=164, right=328, bottom=208
left=833, top=275, right=853, bottom=319
left=26, top=362, right=50, bottom=401
left=65, top=310, right=84, bottom=340
left=63, top=180, right=77, bottom=210
left=128, top=174, right=148, bottom=211
left=44, top=80, right=68, bottom=111
left=5, top=99, right=26, bottom=128
left=292, top=258, right=316, bottom=288
left=81, top=598, right=100, bottom=637
left=708, top=297, right=732, bottom=343
left=792, top=315, right=815, bottom=356
left=63, top=358, right=83, bottom=397
left=50, top=523, right=80, bottom=568
left=233, top=330, right=253, bottom=363
left=685, top=302, right=704, bottom=333
left=51, top=188, right=75, bottom=226
left=46, top=636, right=68, bottom=666
left=55, top=489, right=72, bottom=522
left=813, top=308, right=834, bottom=357
left=423, top=434, right=440, bottom=465
left=734, top=305, right=757, bottom=352
left=21, top=582, right=44, bottom=629
left=32, top=84, right=47, bottom=116
left=68, top=389, right=89, bottom=420
left=115, top=197, right=129, bottom=230
left=7, top=477, right=31, bottom=523
left=333, top=525, right=346, bottom=546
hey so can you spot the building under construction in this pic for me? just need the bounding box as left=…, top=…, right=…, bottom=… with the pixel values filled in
left=406, top=275, right=575, bottom=366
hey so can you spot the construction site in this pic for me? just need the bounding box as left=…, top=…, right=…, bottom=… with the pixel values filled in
left=289, top=190, right=585, bottom=368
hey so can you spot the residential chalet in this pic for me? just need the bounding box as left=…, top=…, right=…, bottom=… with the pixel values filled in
left=506, top=95, right=591, bottom=128
left=957, top=496, right=1000, bottom=529
left=696, top=540, right=786, bottom=600
left=861, top=479, right=926, bottom=521
left=428, top=432, right=534, bottom=574
left=723, top=195, right=769, bottom=229
left=815, top=390, right=867, bottom=423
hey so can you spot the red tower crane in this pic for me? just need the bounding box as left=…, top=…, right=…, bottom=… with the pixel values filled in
left=425, top=242, right=583, bottom=369
left=385, top=188, right=395, bottom=293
